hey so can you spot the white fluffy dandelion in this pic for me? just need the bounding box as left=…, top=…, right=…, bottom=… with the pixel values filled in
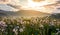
left=19, top=28, right=24, bottom=32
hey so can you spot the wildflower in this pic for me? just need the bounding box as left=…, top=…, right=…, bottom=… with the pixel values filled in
left=13, top=28, right=18, bottom=32
left=13, top=28, right=18, bottom=35
left=0, top=21, right=7, bottom=32
left=55, top=31, right=60, bottom=35
left=1, top=29, right=5, bottom=32
left=55, top=32, right=58, bottom=35
left=19, top=28, right=24, bottom=32
left=39, top=24, right=44, bottom=28
left=0, top=21, right=7, bottom=27
left=56, top=28, right=59, bottom=31
left=13, top=26, right=19, bottom=35
left=22, top=26, right=25, bottom=29
left=49, top=22, right=54, bottom=26
left=53, top=19, right=56, bottom=22
left=15, top=26, right=19, bottom=29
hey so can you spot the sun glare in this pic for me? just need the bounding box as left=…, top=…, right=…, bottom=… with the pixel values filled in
left=27, top=0, right=44, bottom=7
left=20, top=0, right=57, bottom=13
left=27, top=0, right=56, bottom=8
left=33, top=0, right=44, bottom=2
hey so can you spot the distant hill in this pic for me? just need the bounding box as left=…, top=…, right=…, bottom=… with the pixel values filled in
left=17, top=10, right=50, bottom=17
left=50, top=13, right=60, bottom=19
left=0, top=10, right=50, bottom=17
left=0, top=10, right=18, bottom=16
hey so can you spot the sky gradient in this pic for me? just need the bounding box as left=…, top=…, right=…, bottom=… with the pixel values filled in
left=0, top=0, right=60, bottom=13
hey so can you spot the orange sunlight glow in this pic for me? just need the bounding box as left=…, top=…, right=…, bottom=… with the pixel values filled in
left=27, top=0, right=56, bottom=7
left=0, top=0, right=9, bottom=4
left=21, top=0, right=57, bottom=13
left=0, top=0, right=58, bottom=13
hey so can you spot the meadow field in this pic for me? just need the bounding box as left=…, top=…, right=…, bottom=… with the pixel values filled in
left=0, top=15, right=60, bottom=35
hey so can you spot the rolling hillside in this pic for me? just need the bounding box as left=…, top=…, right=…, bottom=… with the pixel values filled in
left=0, top=10, right=50, bottom=17
left=17, top=10, right=50, bottom=17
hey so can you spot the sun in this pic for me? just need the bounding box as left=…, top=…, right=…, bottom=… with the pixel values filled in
left=27, top=0, right=44, bottom=7
left=21, top=0, right=57, bottom=13
left=27, top=0, right=56, bottom=8
left=33, top=0, right=44, bottom=2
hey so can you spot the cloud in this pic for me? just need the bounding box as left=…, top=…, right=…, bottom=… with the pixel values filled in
left=20, top=0, right=60, bottom=13
left=0, top=0, right=9, bottom=4
left=0, top=4, right=19, bottom=11
left=0, top=0, right=21, bottom=11
left=0, top=0, right=60, bottom=13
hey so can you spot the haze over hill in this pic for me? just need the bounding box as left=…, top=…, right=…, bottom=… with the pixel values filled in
left=17, top=10, right=50, bottom=17
left=0, top=10, right=50, bottom=17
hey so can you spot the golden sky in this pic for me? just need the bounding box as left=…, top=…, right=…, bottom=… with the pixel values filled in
left=0, top=0, right=60, bottom=13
